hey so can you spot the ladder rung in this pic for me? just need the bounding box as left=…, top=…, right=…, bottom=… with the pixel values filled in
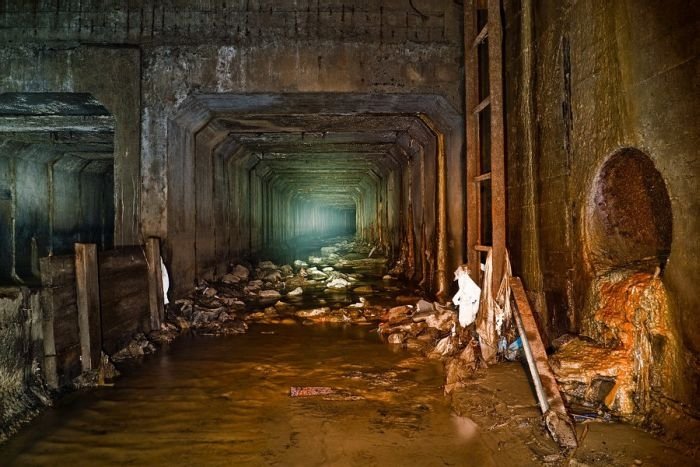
left=474, top=172, right=491, bottom=182
left=472, top=96, right=491, bottom=114
left=474, top=245, right=492, bottom=252
left=472, top=24, right=488, bottom=47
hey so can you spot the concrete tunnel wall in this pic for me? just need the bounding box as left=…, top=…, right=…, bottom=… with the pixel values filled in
left=1, top=0, right=697, bottom=442
left=502, top=0, right=700, bottom=433
left=166, top=93, right=463, bottom=299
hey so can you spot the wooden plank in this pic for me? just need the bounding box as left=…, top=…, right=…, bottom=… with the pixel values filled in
left=145, top=237, right=165, bottom=331
left=74, top=243, right=102, bottom=372
left=99, top=272, right=148, bottom=305
left=41, top=307, right=59, bottom=389
left=40, top=275, right=79, bottom=387
left=39, top=254, right=76, bottom=287
left=43, top=285, right=77, bottom=314
left=511, top=277, right=577, bottom=449
left=98, top=245, right=146, bottom=275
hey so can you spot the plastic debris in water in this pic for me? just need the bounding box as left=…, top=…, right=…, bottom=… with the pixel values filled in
left=290, top=387, right=335, bottom=397
left=161, top=256, right=170, bottom=305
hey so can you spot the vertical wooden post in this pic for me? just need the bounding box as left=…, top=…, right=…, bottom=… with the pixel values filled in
left=146, top=237, right=165, bottom=331
left=74, top=243, right=101, bottom=372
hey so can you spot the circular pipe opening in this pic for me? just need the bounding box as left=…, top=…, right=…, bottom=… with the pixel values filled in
left=587, top=148, right=672, bottom=273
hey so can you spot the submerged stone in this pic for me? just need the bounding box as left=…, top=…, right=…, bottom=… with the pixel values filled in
left=259, top=289, right=282, bottom=300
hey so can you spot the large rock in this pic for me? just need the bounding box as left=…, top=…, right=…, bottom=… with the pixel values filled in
left=262, top=270, right=282, bottom=283
left=381, top=305, right=413, bottom=325
left=221, top=273, right=241, bottom=284
left=259, top=289, right=282, bottom=301
left=258, top=260, right=278, bottom=270
left=192, top=307, right=224, bottom=326
left=274, top=301, right=294, bottom=313
left=425, top=311, right=455, bottom=332
left=320, top=246, right=338, bottom=256
left=310, top=270, right=328, bottom=281
left=231, top=264, right=250, bottom=281
left=112, top=334, right=156, bottom=362
left=296, top=307, right=330, bottom=318
left=327, top=277, right=351, bottom=289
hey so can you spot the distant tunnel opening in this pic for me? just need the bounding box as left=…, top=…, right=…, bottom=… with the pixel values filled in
left=166, top=93, right=463, bottom=300
left=0, top=93, right=115, bottom=285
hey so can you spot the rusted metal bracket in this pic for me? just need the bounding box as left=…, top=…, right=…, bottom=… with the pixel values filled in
left=511, top=276, right=578, bottom=450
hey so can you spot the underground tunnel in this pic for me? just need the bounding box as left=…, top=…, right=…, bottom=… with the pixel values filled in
left=1, top=1, right=699, bottom=465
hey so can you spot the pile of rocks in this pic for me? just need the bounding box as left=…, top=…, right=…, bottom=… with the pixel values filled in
left=113, top=237, right=484, bottom=397
left=373, top=299, right=489, bottom=393
left=158, top=239, right=395, bottom=335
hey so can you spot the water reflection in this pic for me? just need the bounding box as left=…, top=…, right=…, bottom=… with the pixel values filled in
left=1, top=324, right=490, bottom=466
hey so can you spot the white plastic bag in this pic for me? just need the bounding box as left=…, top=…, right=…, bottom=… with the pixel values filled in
left=452, top=265, right=481, bottom=327
left=161, top=257, right=170, bottom=305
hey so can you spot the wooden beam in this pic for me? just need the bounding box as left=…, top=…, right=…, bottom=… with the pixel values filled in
left=146, top=237, right=165, bottom=331
left=74, top=243, right=102, bottom=372
left=511, top=277, right=578, bottom=449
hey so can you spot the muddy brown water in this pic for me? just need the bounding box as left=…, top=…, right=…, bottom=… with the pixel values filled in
left=0, top=324, right=493, bottom=466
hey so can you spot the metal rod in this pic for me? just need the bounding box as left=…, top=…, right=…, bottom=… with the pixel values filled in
left=512, top=301, right=550, bottom=413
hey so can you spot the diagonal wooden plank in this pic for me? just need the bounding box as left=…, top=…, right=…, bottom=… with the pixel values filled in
left=511, top=276, right=578, bottom=449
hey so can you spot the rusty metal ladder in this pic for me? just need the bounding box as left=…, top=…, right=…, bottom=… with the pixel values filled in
left=464, top=0, right=506, bottom=292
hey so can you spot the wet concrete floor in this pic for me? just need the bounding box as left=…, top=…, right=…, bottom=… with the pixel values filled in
left=3, top=324, right=694, bottom=467
left=0, top=324, right=491, bottom=466
left=1, top=236, right=696, bottom=466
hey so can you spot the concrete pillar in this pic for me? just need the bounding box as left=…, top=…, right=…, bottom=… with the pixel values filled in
left=74, top=243, right=102, bottom=372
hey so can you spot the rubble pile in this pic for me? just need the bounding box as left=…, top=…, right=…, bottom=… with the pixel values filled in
left=110, top=236, right=502, bottom=400
left=157, top=238, right=402, bottom=335
left=551, top=271, right=677, bottom=423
